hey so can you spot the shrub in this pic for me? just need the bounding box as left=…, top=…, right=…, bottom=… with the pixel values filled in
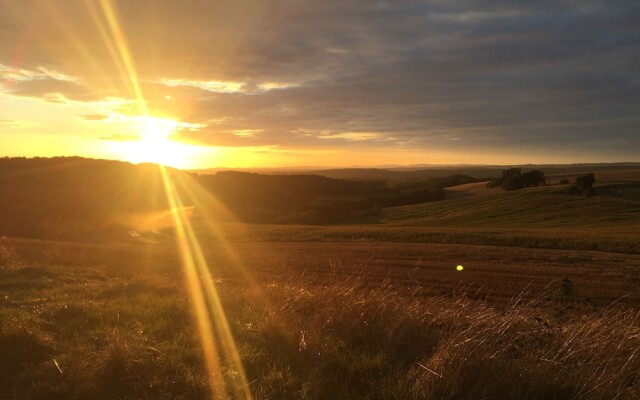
left=569, top=173, right=596, bottom=196
left=499, top=168, right=546, bottom=191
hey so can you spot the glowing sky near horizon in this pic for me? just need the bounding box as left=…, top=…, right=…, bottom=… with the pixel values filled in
left=0, top=1, right=638, bottom=169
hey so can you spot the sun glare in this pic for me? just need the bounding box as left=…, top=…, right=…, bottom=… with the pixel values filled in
left=136, top=115, right=178, bottom=140
left=109, top=116, right=205, bottom=169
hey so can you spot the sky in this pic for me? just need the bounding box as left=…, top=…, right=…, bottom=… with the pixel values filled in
left=0, top=0, right=638, bottom=169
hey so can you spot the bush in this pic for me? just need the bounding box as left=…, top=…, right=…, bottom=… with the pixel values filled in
left=498, top=168, right=546, bottom=191
left=569, top=173, right=596, bottom=197
left=575, top=173, right=595, bottom=190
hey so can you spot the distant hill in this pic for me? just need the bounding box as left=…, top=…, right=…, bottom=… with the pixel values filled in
left=2, top=157, right=638, bottom=240
left=288, top=168, right=403, bottom=181
left=382, top=182, right=640, bottom=229
left=294, top=163, right=640, bottom=182
left=194, top=163, right=640, bottom=182
left=0, top=157, right=177, bottom=239
left=0, top=157, right=379, bottom=238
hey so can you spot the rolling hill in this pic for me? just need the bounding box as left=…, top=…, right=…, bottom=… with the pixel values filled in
left=382, top=182, right=640, bottom=229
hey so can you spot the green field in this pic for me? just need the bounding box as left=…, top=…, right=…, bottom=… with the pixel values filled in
left=382, top=182, right=640, bottom=229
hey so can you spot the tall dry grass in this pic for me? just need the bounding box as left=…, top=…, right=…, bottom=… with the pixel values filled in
left=242, top=270, right=640, bottom=399
left=1, top=237, right=639, bottom=399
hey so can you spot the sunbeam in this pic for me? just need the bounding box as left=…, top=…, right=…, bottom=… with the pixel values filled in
left=84, top=0, right=148, bottom=114
left=172, top=172, right=276, bottom=308
left=160, top=166, right=252, bottom=400
left=70, top=1, right=252, bottom=397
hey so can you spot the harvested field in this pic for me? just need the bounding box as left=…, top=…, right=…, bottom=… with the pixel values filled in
left=2, top=235, right=640, bottom=399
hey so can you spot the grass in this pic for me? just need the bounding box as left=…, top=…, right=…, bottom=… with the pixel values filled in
left=178, top=181, right=640, bottom=255
left=381, top=182, right=640, bottom=229
left=2, top=236, right=640, bottom=399
left=195, top=223, right=640, bottom=254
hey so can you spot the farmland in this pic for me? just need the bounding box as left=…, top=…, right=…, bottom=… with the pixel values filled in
left=2, top=228, right=640, bottom=398
left=1, top=162, right=640, bottom=399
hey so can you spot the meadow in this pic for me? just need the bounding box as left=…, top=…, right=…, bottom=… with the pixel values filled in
left=1, top=164, right=640, bottom=399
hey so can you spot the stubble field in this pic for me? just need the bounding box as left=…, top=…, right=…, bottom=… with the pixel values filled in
left=2, top=231, right=640, bottom=399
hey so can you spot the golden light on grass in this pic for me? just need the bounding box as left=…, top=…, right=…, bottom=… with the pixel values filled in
left=78, top=2, right=251, bottom=397
left=174, top=171, right=278, bottom=314
left=160, top=166, right=252, bottom=400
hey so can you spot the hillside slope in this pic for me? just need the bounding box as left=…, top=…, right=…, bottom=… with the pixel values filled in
left=382, top=183, right=640, bottom=229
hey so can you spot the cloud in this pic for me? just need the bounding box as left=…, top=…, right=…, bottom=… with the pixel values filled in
left=0, top=63, right=108, bottom=103
left=155, top=78, right=300, bottom=96
left=166, top=0, right=638, bottom=157
left=1, top=0, right=638, bottom=159
left=160, top=78, right=245, bottom=94
left=0, top=64, right=77, bottom=83
left=78, top=114, right=110, bottom=121
left=317, top=132, right=388, bottom=141
left=0, top=118, right=34, bottom=129
left=100, top=133, right=139, bottom=142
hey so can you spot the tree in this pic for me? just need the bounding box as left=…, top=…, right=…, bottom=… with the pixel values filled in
left=570, top=173, right=596, bottom=196
left=521, top=170, right=546, bottom=187
left=499, top=168, right=546, bottom=191
left=575, top=173, right=595, bottom=190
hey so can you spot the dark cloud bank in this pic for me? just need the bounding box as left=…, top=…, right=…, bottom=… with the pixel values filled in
left=1, top=0, right=638, bottom=160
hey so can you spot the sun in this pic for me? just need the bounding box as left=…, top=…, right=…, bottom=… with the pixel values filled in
left=111, top=116, right=205, bottom=169
left=137, top=115, right=179, bottom=141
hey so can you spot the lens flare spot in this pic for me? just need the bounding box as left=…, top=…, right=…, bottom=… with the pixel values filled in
left=456, top=265, right=464, bottom=271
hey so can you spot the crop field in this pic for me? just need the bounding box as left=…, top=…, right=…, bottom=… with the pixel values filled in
left=2, top=226, right=640, bottom=399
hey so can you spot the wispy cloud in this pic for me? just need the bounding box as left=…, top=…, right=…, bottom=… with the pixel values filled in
left=158, top=78, right=298, bottom=94
left=100, top=133, right=139, bottom=142
left=0, top=64, right=78, bottom=83
left=0, top=118, right=35, bottom=129
left=78, top=114, right=110, bottom=121
left=160, top=78, right=245, bottom=94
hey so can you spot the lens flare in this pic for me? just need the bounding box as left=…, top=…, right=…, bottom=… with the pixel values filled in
left=160, top=166, right=252, bottom=399
left=77, top=1, right=251, bottom=397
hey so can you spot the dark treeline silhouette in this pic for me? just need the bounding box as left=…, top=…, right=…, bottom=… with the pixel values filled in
left=488, top=168, right=546, bottom=190
left=198, top=171, right=371, bottom=211
left=194, top=171, right=450, bottom=223
left=195, top=171, right=378, bottom=224
left=0, top=157, right=473, bottom=239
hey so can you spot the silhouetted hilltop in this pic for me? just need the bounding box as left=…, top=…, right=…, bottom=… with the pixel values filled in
left=0, top=157, right=383, bottom=238
left=8, top=157, right=633, bottom=240
left=199, top=171, right=370, bottom=210
left=0, top=157, right=176, bottom=239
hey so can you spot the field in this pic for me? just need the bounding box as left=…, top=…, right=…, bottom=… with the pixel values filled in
left=2, top=176, right=640, bottom=399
